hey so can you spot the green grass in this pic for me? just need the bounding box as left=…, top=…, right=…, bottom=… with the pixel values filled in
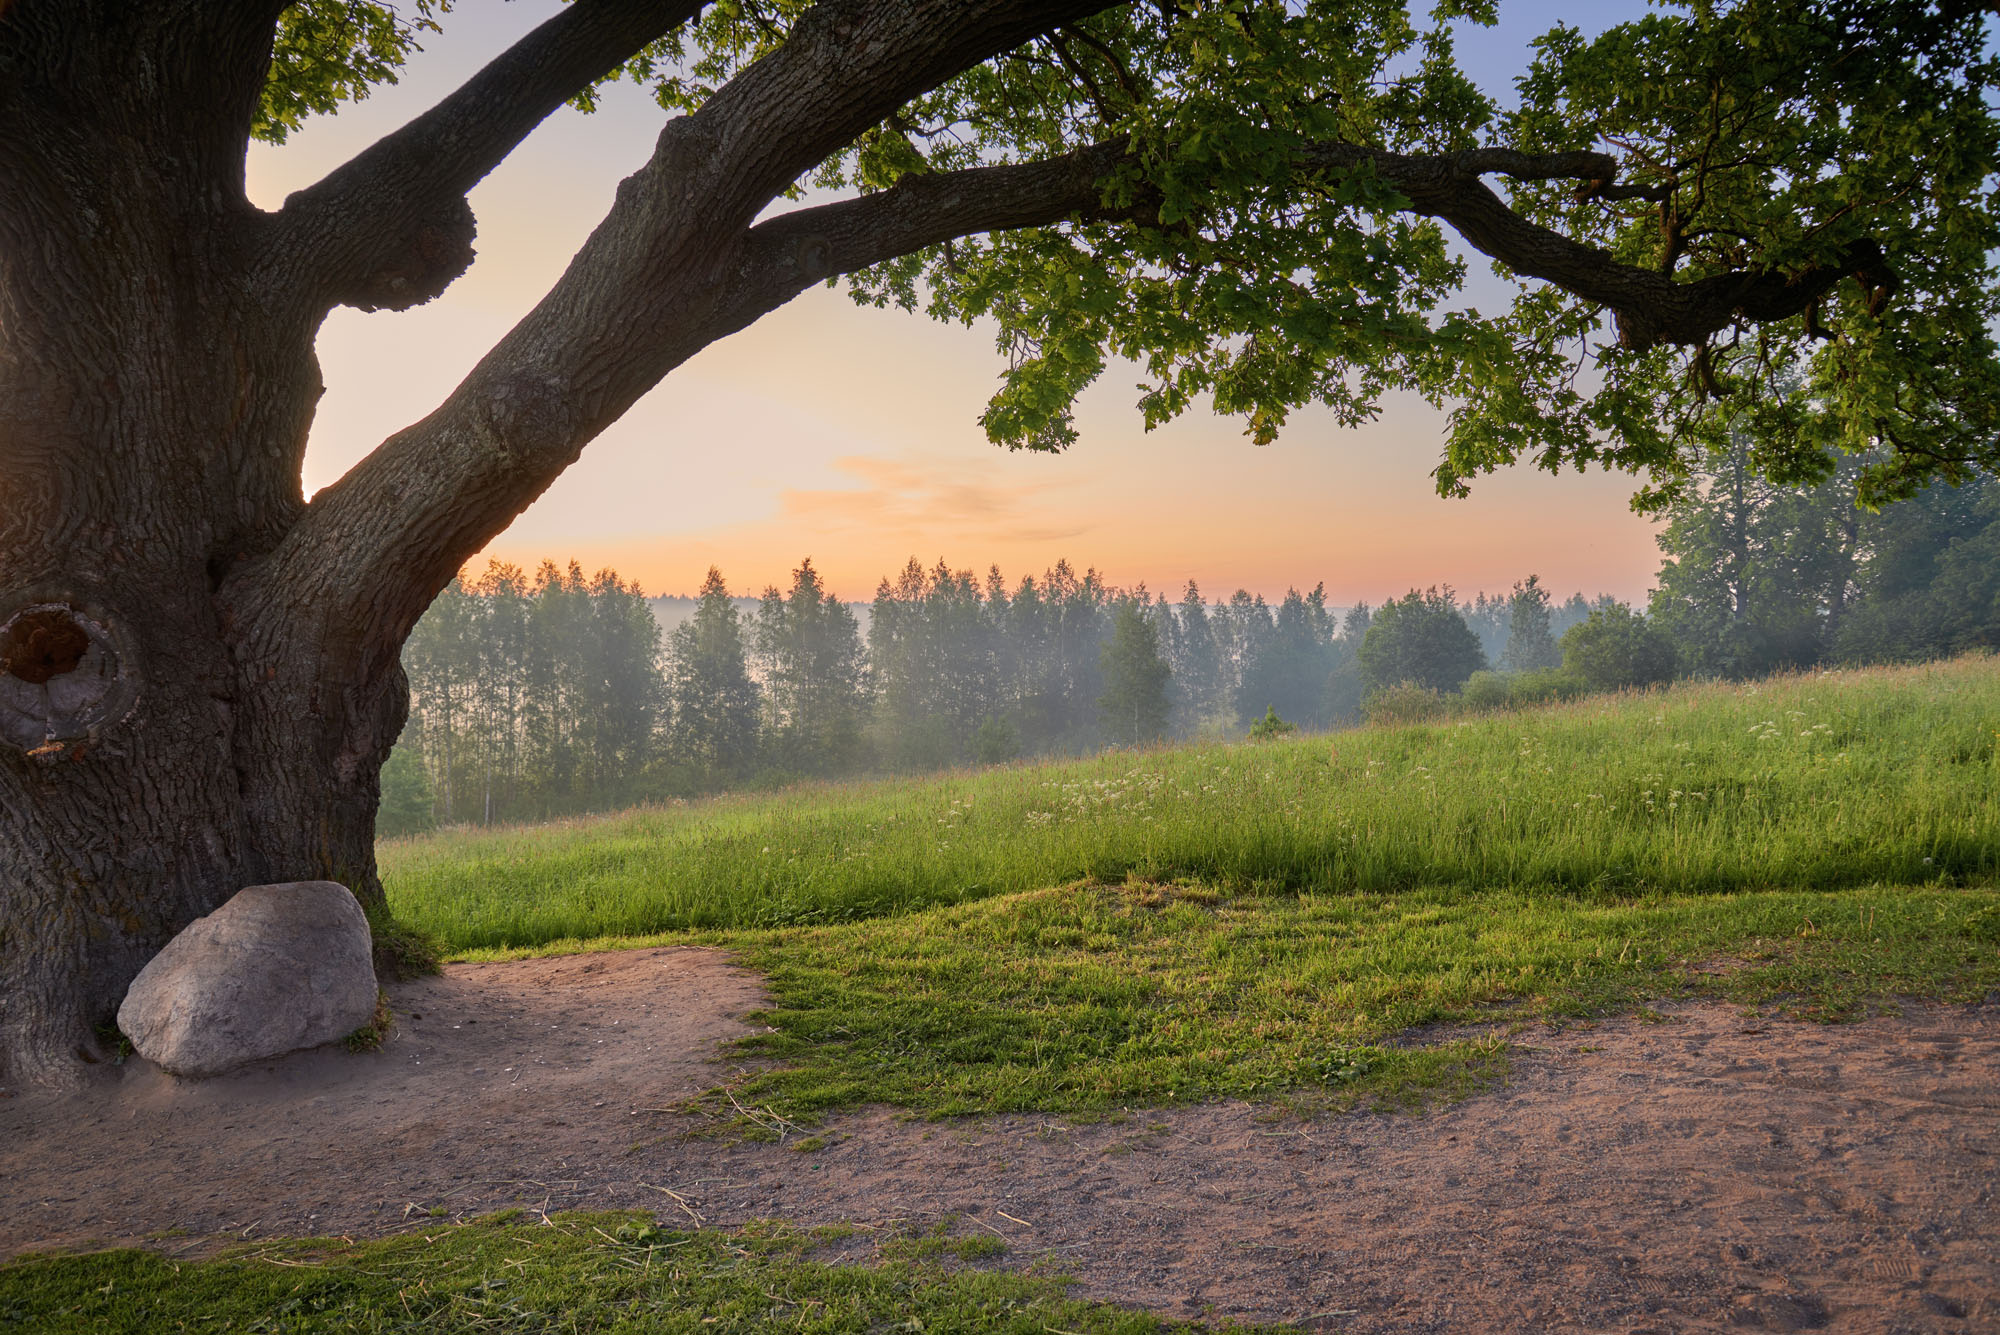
left=0, top=1212, right=1253, bottom=1333
left=377, top=657, right=2000, bottom=1122
left=385, top=658, right=2000, bottom=950
left=712, top=878, right=1996, bottom=1119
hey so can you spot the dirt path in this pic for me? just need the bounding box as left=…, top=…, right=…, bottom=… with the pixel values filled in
left=2, top=947, right=1995, bottom=1333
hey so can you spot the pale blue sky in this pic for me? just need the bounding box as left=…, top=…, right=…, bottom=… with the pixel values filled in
left=251, top=0, right=1664, bottom=604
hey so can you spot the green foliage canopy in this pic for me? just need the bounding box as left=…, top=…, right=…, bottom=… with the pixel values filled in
left=260, top=1, right=1999, bottom=510
left=254, top=1, right=447, bottom=145
left=1648, top=437, right=2000, bottom=672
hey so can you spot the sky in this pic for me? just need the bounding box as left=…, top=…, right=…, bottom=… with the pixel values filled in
left=246, top=0, right=1663, bottom=606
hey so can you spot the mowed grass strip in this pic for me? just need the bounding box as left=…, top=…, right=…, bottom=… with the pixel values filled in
left=707, top=878, right=1998, bottom=1119
left=0, top=1212, right=1249, bottom=1334
left=383, top=657, right=2000, bottom=951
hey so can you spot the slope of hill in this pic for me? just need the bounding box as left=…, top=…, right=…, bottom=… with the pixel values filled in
left=379, top=656, right=2000, bottom=1119
left=386, top=656, right=1999, bottom=949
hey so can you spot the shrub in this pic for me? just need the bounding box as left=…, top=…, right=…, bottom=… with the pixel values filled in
left=973, top=716, right=1020, bottom=764
left=1461, top=670, right=1511, bottom=710
left=1364, top=683, right=1448, bottom=726
left=1562, top=604, right=1677, bottom=691
left=1507, top=667, right=1588, bottom=706
left=1247, top=705, right=1298, bottom=741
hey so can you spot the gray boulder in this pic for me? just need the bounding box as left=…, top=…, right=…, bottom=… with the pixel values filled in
left=118, top=880, right=379, bottom=1078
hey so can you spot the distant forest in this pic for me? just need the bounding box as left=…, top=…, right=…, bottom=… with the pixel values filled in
left=383, top=459, right=2000, bottom=834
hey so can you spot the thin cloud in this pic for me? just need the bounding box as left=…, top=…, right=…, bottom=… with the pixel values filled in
left=778, top=454, right=1084, bottom=540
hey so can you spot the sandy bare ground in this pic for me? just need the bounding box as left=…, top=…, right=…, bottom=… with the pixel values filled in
left=2, top=946, right=1995, bottom=1333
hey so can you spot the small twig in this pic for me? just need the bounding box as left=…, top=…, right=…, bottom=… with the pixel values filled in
left=725, top=1089, right=798, bottom=1142
left=638, top=1182, right=705, bottom=1225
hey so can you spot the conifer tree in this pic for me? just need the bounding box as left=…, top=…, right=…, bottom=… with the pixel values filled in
left=577, top=568, right=664, bottom=807
left=401, top=575, right=483, bottom=823
left=470, top=563, right=532, bottom=822
left=752, top=558, right=867, bottom=776
left=1237, top=584, right=1342, bottom=730
left=665, top=568, right=760, bottom=784
left=1459, top=590, right=1512, bottom=666
left=1218, top=590, right=1273, bottom=728
left=1167, top=581, right=1224, bottom=737
left=1502, top=575, right=1561, bottom=672
left=1319, top=604, right=1372, bottom=724
left=1099, top=598, right=1172, bottom=746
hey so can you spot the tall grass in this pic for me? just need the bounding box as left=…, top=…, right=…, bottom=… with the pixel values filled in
left=383, top=657, right=2000, bottom=954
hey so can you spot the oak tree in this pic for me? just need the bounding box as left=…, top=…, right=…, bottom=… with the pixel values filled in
left=2, top=0, right=1994, bottom=1084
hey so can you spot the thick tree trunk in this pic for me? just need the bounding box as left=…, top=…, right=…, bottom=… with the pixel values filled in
left=0, top=10, right=400, bottom=1087
left=0, top=602, right=399, bottom=1085
left=0, top=0, right=1080, bottom=1089
left=0, top=308, right=403, bottom=1086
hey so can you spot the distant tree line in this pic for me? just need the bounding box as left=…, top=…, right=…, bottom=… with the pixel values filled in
left=386, top=561, right=665, bottom=835
left=383, top=553, right=1607, bottom=832
left=383, top=455, right=2000, bottom=834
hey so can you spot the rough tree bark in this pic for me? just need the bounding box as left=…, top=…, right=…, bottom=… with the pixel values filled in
left=0, top=0, right=1901, bottom=1087
left=0, top=0, right=706, bottom=1083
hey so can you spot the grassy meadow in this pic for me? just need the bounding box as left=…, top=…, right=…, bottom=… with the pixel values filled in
left=380, top=656, right=2000, bottom=1119
left=0, top=1212, right=1227, bottom=1335
left=387, top=658, right=1999, bottom=945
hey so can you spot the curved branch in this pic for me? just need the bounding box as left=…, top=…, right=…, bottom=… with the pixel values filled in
left=1306, top=144, right=1895, bottom=350
left=228, top=0, right=1111, bottom=677
left=708, top=139, right=1136, bottom=343
left=1451, top=147, right=1620, bottom=180
left=259, top=0, right=700, bottom=314
left=736, top=138, right=1893, bottom=359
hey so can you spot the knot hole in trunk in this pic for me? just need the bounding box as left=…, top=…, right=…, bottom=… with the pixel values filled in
left=0, top=602, right=138, bottom=757
left=2, top=609, right=90, bottom=684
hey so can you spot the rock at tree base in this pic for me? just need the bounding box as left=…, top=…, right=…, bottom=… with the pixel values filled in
left=117, top=881, right=378, bottom=1078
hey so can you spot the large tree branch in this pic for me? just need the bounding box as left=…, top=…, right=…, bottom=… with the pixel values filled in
left=722, top=137, right=1891, bottom=361
left=1306, top=144, right=1895, bottom=351
left=707, top=140, right=1137, bottom=344
left=229, top=0, right=1109, bottom=680
left=726, top=138, right=1893, bottom=356
left=260, top=0, right=701, bottom=314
